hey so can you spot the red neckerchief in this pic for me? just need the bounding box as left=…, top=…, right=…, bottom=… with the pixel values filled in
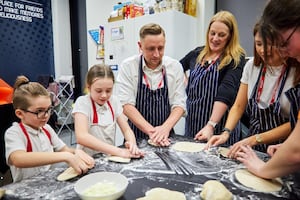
left=256, top=64, right=287, bottom=104
left=143, top=68, right=165, bottom=89
left=19, top=122, right=52, bottom=152
left=90, top=97, right=114, bottom=124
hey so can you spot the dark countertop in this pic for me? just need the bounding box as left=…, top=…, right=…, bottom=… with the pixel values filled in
left=1, top=135, right=300, bottom=200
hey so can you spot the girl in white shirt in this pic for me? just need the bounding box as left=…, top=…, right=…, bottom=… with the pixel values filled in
left=72, top=64, right=144, bottom=158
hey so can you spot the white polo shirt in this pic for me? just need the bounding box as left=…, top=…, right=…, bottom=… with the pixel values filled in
left=5, top=122, right=65, bottom=182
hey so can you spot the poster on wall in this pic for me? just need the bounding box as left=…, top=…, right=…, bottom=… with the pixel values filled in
left=88, top=26, right=105, bottom=61
left=0, top=0, right=54, bottom=86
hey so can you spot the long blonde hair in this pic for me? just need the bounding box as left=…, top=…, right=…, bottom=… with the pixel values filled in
left=197, top=11, right=245, bottom=70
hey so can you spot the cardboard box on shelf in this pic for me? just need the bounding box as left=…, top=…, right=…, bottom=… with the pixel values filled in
left=123, top=4, right=144, bottom=19
left=184, top=0, right=197, bottom=17
left=108, top=15, right=124, bottom=22
left=129, top=4, right=144, bottom=18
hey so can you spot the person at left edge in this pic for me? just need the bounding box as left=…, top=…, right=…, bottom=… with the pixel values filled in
left=182, top=11, right=246, bottom=143
left=117, top=23, right=187, bottom=146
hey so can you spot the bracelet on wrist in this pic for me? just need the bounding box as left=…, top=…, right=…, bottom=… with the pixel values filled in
left=222, top=128, right=232, bottom=135
left=207, top=120, right=217, bottom=129
left=255, top=134, right=263, bottom=143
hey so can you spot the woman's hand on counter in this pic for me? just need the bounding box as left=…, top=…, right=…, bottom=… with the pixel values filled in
left=227, top=136, right=256, bottom=159
left=205, top=133, right=230, bottom=150
left=194, top=125, right=214, bottom=141
left=236, top=145, right=265, bottom=177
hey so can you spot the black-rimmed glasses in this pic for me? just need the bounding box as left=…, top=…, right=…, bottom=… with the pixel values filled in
left=278, top=25, right=298, bottom=50
left=22, top=107, right=54, bottom=119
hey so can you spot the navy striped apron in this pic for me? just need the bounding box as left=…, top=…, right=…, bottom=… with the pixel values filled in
left=185, top=59, right=241, bottom=144
left=129, top=56, right=173, bottom=139
left=246, top=66, right=289, bottom=152
left=285, top=83, right=300, bottom=129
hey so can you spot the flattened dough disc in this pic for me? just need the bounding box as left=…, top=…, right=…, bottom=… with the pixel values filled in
left=218, top=147, right=230, bottom=158
left=107, top=156, right=131, bottom=163
left=57, top=167, right=79, bottom=181
left=235, top=169, right=282, bottom=192
left=172, top=141, right=206, bottom=152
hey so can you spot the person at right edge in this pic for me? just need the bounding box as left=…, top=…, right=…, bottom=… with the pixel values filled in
left=236, top=0, right=300, bottom=179
left=206, top=21, right=300, bottom=156
left=181, top=11, right=246, bottom=144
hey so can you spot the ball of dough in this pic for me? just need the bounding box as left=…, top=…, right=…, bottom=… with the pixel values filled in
left=148, top=139, right=160, bottom=147
left=200, top=180, right=233, bottom=200
left=137, top=188, right=186, bottom=200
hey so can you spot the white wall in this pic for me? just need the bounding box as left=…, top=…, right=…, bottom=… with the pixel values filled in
left=84, top=0, right=215, bottom=69
left=86, top=0, right=120, bottom=68
left=52, top=1, right=215, bottom=77
left=51, top=0, right=73, bottom=79
left=198, top=0, right=215, bottom=45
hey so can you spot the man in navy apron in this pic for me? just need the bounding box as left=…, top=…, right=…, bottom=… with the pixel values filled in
left=117, top=23, right=186, bottom=146
left=236, top=0, right=300, bottom=179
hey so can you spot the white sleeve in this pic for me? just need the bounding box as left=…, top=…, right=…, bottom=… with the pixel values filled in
left=110, top=95, right=123, bottom=118
left=240, top=57, right=254, bottom=84
left=166, top=59, right=187, bottom=112
left=116, top=58, right=138, bottom=106
left=72, top=95, right=91, bottom=117
left=5, top=123, right=27, bottom=163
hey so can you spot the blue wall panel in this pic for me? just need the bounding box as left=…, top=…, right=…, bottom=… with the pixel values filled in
left=0, top=0, right=54, bottom=86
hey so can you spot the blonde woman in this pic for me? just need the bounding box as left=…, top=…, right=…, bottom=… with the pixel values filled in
left=184, top=11, right=246, bottom=143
